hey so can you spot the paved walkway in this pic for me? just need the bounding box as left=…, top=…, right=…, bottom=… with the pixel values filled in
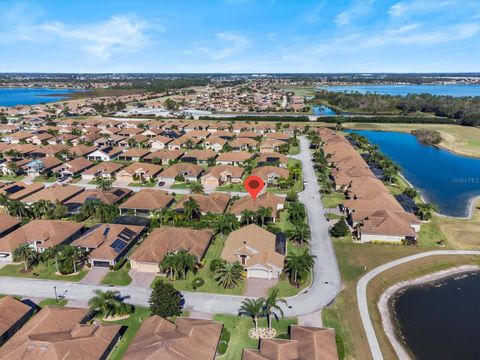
left=298, top=309, right=323, bottom=328
left=357, top=250, right=480, bottom=360
left=244, top=278, right=278, bottom=297
left=0, top=137, right=341, bottom=318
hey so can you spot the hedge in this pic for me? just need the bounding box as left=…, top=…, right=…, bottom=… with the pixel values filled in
left=319, top=115, right=456, bottom=124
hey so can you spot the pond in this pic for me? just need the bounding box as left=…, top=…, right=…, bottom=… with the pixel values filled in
left=0, top=87, right=81, bottom=106
left=317, top=84, right=480, bottom=97
left=348, top=130, right=480, bottom=217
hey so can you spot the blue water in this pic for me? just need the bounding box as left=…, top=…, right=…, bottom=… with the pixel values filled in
left=319, top=84, right=480, bottom=97
left=312, top=105, right=337, bottom=116
left=0, top=87, right=80, bottom=106
left=349, top=130, right=480, bottom=217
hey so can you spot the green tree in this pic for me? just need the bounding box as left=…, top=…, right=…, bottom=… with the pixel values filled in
left=287, top=201, right=306, bottom=224
left=183, top=197, right=201, bottom=221
left=215, top=262, right=244, bottom=289
left=238, top=298, right=265, bottom=331
left=149, top=280, right=184, bottom=317
left=416, top=203, right=435, bottom=221
left=286, top=223, right=311, bottom=245
left=256, top=206, right=272, bottom=228
left=284, top=249, right=316, bottom=286
left=95, top=177, right=114, bottom=191
left=173, top=250, right=198, bottom=280
left=214, top=213, right=239, bottom=237
left=263, top=288, right=287, bottom=330
left=240, top=209, right=257, bottom=225
left=330, top=217, right=350, bottom=238
left=189, top=182, right=204, bottom=194
left=88, top=290, right=133, bottom=318
left=13, top=244, right=37, bottom=271
left=160, top=253, right=176, bottom=280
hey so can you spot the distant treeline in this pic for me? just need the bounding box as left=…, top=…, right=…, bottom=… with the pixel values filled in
left=321, top=116, right=455, bottom=124
left=312, top=90, right=480, bottom=126
left=199, top=115, right=311, bottom=122
left=117, top=78, right=211, bottom=92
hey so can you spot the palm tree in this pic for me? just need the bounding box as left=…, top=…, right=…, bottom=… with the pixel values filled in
left=263, top=288, right=287, bottom=330
left=287, top=202, right=306, bottom=224
left=95, top=177, right=113, bottom=191
left=13, top=244, right=37, bottom=271
left=215, top=262, right=244, bottom=289
left=189, top=182, right=204, bottom=194
left=241, top=209, right=256, bottom=225
left=239, top=298, right=265, bottom=331
left=256, top=206, right=272, bottom=228
left=173, top=250, right=197, bottom=280
left=31, top=200, right=55, bottom=219
left=7, top=200, right=30, bottom=218
left=284, top=249, right=316, bottom=286
left=215, top=213, right=239, bottom=237
left=88, top=290, right=133, bottom=319
left=160, top=253, right=176, bottom=280
left=183, top=197, right=201, bottom=221
left=286, top=223, right=311, bottom=245
left=416, top=203, right=435, bottom=221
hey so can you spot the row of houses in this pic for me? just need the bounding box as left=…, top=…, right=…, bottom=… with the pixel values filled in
left=0, top=296, right=338, bottom=360
left=318, top=128, right=421, bottom=243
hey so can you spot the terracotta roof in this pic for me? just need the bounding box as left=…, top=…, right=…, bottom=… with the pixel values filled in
left=202, top=164, right=244, bottom=179
left=0, top=296, right=31, bottom=338
left=65, top=188, right=132, bottom=206
left=0, top=213, right=21, bottom=235
left=221, top=224, right=284, bottom=270
left=123, top=316, right=223, bottom=360
left=119, top=148, right=150, bottom=158
left=55, top=157, right=93, bottom=174
left=119, top=189, right=173, bottom=211
left=216, top=151, right=254, bottom=162
left=242, top=325, right=338, bottom=360
left=159, top=163, right=204, bottom=179
left=144, top=149, right=183, bottom=161
left=257, top=152, right=289, bottom=165
left=228, top=192, right=285, bottom=218
left=0, top=182, right=44, bottom=200
left=0, top=306, right=121, bottom=360
left=117, top=162, right=162, bottom=177
left=72, top=223, right=144, bottom=260
left=251, top=166, right=289, bottom=181
left=361, top=210, right=419, bottom=237
left=130, top=227, right=213, bottom=264
left=82, top=162, right=124, bottom=176
left=182, top=149, right=217, bottom=161
left=21, top=184, right=84, bottom=204
left=0, top=220, right=84, bottom=253
left=174, top=193, right=230, bottom=214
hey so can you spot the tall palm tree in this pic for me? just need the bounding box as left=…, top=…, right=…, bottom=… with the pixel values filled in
left=215, top=213, right=239, bottom=237
left=173, top=250, right=198, bottom=280
left=88, top=290, right=133, bottom=318
left=239, top=298, right=265, bottom=331
left=256, top=206, right=272, bottom=228
left=241, top=209, right=256, bottom=225
left=95, top=177, right=113, bottom=191
left=286, top=223, right=311, bottom=245
left=13, top=244, right=37, bottom=271
left=7, top=200, right=30, bottom=218
left=215, top=262, right=244, bottom=289
left=160, top=253, right=176, bottom=280
left=416, top=203, right=435, bottom=221
left=183, top=197, right=201, bottom=221
left=287, top=202, right=306, bottom=224
left=284, top=249, right=316, bottom=286
left=263, top=288, right=287, bottom=330
left=189, top=182, right=204, bottom=194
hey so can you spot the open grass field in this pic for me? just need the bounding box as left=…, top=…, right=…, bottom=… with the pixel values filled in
left=214, top=314, right=297, bottom=360
left=0, top=262, right=88, bottom=281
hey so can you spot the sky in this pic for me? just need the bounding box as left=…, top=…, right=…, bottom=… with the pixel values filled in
left=0, top=0, right=479, bottom=73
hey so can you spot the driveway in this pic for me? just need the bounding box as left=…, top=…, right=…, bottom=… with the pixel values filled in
left=80, top=267, right=109, bottom=285
left=129, top=270, right=156, bottom=288
left=244, top=278, right=278, bottom=297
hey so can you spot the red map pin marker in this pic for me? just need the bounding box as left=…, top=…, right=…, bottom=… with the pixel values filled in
left=244, top=175, right=265, bottom=200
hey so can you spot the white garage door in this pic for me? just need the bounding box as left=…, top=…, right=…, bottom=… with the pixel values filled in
left=248, top=269, right=270, bottom=279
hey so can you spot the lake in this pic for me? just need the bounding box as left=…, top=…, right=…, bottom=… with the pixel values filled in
left=349, top=130, right=480, bottom=217
left=392, top=271, right=480, bottom=360
left=318, top=84, right=480, bottom=97
left=312, top=105, right=337, bottom=116
left=0, top=87, right=81, bottom=106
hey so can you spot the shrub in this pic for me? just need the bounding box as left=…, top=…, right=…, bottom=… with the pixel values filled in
left=192, top=277, right=205, bottom=290
left=220, top=328, right=231, bottom=343
left=330, top=217, right=350, bottom=238
left=149, top=280, right=184, bottom=318
left=286, top=190, right=298, bottom=202
left=209, top=258, right=226, bottom=272
left=113, top=258, right=127, bottom=271
left=217, top=341, right=228, bottom=355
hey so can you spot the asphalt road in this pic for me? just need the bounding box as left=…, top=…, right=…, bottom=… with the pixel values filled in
left=0, top=136, right=341, bottom=317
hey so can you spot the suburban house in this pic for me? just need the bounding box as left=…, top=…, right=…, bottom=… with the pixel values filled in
left=203, top=136, right=227, bottom=152
left=265, top=132, right=290, bottom=141
left=251, top=166, right=289, bottom=186
left=0, top=220, right=84, bottom=261
left=0, top=182, right=44, bottom=201
left=64, top=188, right=132, bottom=213
left=119, top=189, right=174, bottom=216
left=200, top=164, right=244, bottom=190
left=129, top=227, right=213, bottom=273
left=228, top=192, right=285, bottom=222
left=143, top=149, right=183, bottom=165
left=69, top=144, right=97, bottom=157
left=72, top=223, right=145, bottom=268
left=86, top=146, right=123, bottom=161
left=148, top=135, right=173, bottom=150
left=0, top=306, right=121, bottom=360
left=23, top=157, right=62, bottom=177
left=216, top=151, right=254, bottom=166
left=53, top=157, right=94, bottom=177
left=182, top=149, right=217, bottom=165
left=117, top=148, right=150, bottom=162
left=257, top=152, right=289, bottom=168
left=221, top=224, right=285, bottom=279
left=0, top=214, right=21, bottom=238
left=21, top=184, right=84, bottom=205
left=158, top=163, right=204, bottom=182
left=0, top=296, right=33, bottom=346
left=123, top=316, right=223, bottom=360
left=173, top=193, right=230, bottom=214
left=81, top=162, right=124, bottom=180
left=242, top=325, right=338, bottom=360
left=116, top=162, right=162, bottom=183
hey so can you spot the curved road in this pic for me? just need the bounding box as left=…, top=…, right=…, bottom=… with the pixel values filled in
left=357, top=250, right=480, bottom=360
left=0, top=136, right=341, bottom=317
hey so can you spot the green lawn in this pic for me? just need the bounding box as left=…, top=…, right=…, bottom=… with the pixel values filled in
left=170, top=182, right=190, bottom=189
left=33, top=176, right=57, bottom=183
left=101, top=264, right=132, bottom=286
left=288, top=146, right=300, bottom=155
left=216, top=183, right=246, bottom=192
left=0, top=263, right=88, bottom=282
left=128, top=181, right=155, bottom=187
left=152, top=234, right=245, bottom=295
left=38, top=298, right=68, bottom=307
left=102, top=306, right=151, bottom=360
left=321, top=192, right=345, bottom=209
left=0, top=175, right=24, bottom=181
left=213, top=314, right=297, bottom=360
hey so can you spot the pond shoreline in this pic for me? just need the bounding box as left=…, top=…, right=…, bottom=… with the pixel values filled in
left=378, top=265, right=480, bottom=360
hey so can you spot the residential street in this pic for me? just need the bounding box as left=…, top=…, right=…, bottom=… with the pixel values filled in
left=0, top=136, right=341, bottom=317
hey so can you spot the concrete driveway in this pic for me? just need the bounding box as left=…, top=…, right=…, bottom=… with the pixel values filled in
left=244, top=278, right=278, bottom=297
left=129, top=270, right=156, bottom=287
left=80, top=267, right=109, bottom=285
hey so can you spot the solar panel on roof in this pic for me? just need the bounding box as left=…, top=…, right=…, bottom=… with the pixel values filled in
left=110, top=239, right=127, bottom=253
left=103, top=226, right=110, bottom=237
left=5, top=185, right=25, bottom=194
left=118, top=228, right=136, bottom=242
left=112, top=189, right=125, bottom=197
